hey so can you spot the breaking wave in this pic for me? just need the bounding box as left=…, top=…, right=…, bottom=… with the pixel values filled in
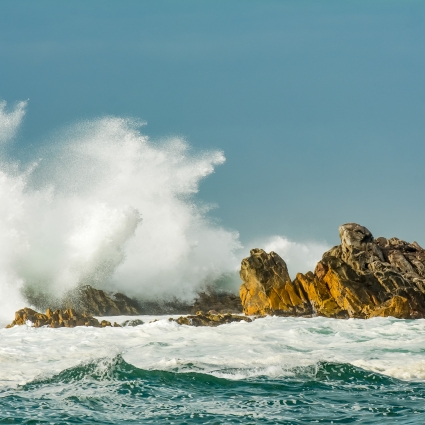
left=0, top=99, right=241, bottom=320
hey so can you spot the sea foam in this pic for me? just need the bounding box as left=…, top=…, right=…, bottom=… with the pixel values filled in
left=1, top=316, right=425, bottom=389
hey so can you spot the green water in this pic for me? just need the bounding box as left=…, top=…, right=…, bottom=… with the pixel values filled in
left=1, top=356, right=424, bottom=424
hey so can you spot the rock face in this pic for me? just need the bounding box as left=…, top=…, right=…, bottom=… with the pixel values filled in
left=170, top=311, right=252, bottom=327
left=240, top=248, right=313, bottom=316
left=240, top=223, right=425, bottom=319
left=6, top=307, right=122, bottom=328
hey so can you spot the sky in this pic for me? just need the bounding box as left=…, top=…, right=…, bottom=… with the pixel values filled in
left=1, top=0, right=425, bottom=248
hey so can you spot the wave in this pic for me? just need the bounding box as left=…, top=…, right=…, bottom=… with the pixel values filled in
left=3, top=356, right=421, bottom=425
left=20, top=355, right=396, bottom=388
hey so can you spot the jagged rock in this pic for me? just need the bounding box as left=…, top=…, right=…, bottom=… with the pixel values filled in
left=5, top=307, right=121, bottom=328
left=170, top=311, right=252, bottom=327
left=239, top=248, right=313, bottom=316
left=240, top=223, right=425, bottom=319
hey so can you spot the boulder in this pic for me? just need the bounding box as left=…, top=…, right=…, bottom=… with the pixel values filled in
left=239, top=223, right=425, bottom=319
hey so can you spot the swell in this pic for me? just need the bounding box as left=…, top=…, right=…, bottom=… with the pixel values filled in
left=2, top=356, right=425, bottom=424
left=15, top=355, right=410, bottom=387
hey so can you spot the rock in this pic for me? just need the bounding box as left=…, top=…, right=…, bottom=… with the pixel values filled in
left=239, top=248, right=312, bottom=316
left=23, top=285, right=143, bottom=317
left=170, top=311, right=252, bottom=327
left=5, top=307, right=112, bottom=328
left=66, top=286, right=142, bottom=316
left=191, top=289, right=243, bottom=314
left=121, top=319, right=144, bottom=327
left=239, top=223, right=425, bottom=319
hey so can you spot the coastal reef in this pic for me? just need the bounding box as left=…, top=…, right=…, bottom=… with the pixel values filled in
left=6, top=307, right=121, bottom=328
left=240, top=223, right=425, bottom=319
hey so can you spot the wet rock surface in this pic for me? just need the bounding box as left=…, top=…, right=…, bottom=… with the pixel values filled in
left=170, top=311, right=252, bottom=327
left=6, top=307, right=121, bottom=328
left=240, top=223, right=425, bottom=319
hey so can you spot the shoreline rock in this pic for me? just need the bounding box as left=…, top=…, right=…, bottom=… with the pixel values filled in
left=5, top=307, right=121, bottom=328
left=240, top=223, right=425, bottom=319
left=169, top=311, right=252, bottom=327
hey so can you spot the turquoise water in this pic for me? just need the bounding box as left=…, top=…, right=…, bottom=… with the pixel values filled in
left=1, top=316, right=425, bottom=424
left=1, top=357, right=425, bottom=424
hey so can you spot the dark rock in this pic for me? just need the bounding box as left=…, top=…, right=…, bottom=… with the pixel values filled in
left=170, top=311, right=252, bottom=327
left=65, top=286, right=142, bottom=316
left=191, top=289, right=243, bottom=314
left=121, top=319, right=144, bottom=327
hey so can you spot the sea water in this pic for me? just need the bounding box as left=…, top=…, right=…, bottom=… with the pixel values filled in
left=1, top=315, right=425, bottom=424
left=1, top=103, right=424, bottom=423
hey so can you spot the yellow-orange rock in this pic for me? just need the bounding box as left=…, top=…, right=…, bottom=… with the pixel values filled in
left=5, top=307, right=112, bottom=329
left=369, top=296, right=411, bottom=319
left=239, top=248, right=312, bottom=316
left=239, top=223, right=425, bottom=319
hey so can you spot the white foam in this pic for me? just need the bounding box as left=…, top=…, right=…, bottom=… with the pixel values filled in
left=1, top=316, right=425, bottom=388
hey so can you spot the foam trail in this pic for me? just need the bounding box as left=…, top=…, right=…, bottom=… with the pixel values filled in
left=0, top=102, right=241, bottom=319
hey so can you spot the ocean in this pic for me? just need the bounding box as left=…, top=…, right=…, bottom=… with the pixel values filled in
left=1, top=315, right=425, bottom=424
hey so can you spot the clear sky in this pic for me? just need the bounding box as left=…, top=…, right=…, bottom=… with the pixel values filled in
left=1, top=0, right=425, bottom=247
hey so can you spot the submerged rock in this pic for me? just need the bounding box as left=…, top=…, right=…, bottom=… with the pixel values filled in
left=170, top=311, right=252, bottom=327
left=5, top=307, right=121, bottom=328
left=240, top=223, right=425, bottom=319
left=121, top=319, right=144, bottom=327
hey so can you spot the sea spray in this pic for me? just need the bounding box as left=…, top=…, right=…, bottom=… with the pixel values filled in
left=0, top=100, right=241, bottom=320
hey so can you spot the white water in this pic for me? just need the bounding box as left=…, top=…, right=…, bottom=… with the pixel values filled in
left=1, top=316, right=425, bottom=388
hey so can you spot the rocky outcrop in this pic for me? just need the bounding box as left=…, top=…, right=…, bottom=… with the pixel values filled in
left=240, top=248, right=313, bottom=316
left=6, top=307, right=122, bottom=328
left=170, top=311, right=252, bottom=327
left=240, top=223, right=425, bottom=319
left=64, top=286, right=142, bottom=316
left=24, top=285, right=143, bottom=316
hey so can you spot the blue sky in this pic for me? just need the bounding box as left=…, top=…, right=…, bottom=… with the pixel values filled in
left=1, top=0, right=425, bottom=247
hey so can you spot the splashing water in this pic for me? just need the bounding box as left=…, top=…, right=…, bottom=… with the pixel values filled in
left=0, top=100, right=242, bottom=321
